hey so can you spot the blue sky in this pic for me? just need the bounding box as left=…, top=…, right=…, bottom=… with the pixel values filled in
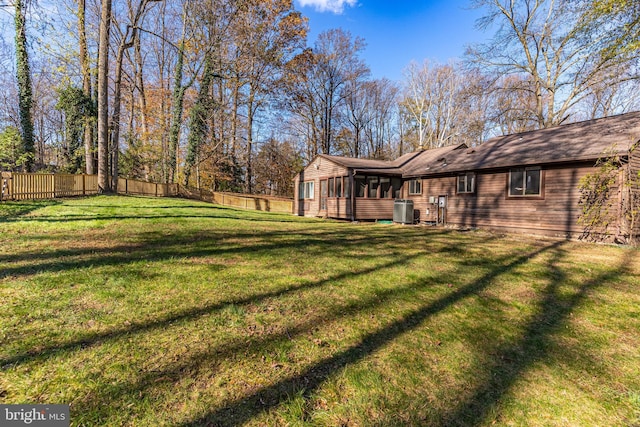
left=294, top=0, right=489, bottom=82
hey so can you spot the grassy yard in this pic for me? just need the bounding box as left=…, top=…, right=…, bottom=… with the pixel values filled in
left=0, top=195, right=638, bottom=426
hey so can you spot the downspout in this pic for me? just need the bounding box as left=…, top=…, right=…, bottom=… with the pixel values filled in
left=350, top=169, right=356, bottom=222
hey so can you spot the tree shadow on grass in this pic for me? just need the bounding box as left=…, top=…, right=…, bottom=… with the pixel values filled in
left=0, top=222, right=448, bottom=279
left=3, top=199, right=309, bottom=224
left=174, top=241, right=567, bottom=427
left=0, top=229, right=454, bottom=369
left=1, top=212, right=303, bottom=224
left=432, top=244, right=635, bottom=426
left=0, top=227, right=449, bottom=279
left=71, top=235, right=502, bottom=424
left=0, top=199, right=61, bottom=221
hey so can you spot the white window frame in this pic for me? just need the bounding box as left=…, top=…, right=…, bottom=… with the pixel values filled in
left=299, top=181, right=315, bottom=199
left=457, top=173, right=476, bottom=194
left=408, top=179, right=422, bottom=195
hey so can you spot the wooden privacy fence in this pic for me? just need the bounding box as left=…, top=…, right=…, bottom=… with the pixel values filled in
left=1, top=173, right=99, bottom=200
left=178, top=185, right=294, bottom=214
left=0, top=173, right=176, bottom=201
left=0, top=172, right=293, bottom=214
left=118, top=178, right=178, bottom=197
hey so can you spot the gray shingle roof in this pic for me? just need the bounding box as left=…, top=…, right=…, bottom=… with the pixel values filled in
left=310, top=111, right=640, bottom=179
left=318, top=144, right=466, bottom=176
left=403, top=111, right=640, bottom=177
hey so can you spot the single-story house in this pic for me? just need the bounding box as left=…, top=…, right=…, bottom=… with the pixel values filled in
left=294, top=111, right=640, bottom=241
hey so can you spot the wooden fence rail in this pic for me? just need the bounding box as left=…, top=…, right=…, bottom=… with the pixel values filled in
left=0, top=172, right=293, bottom=214
left=177, top=185, right=293, bottom=214
left=1, top=173, right=99, bottom=200
left=0, top=173, right=177, bottom=201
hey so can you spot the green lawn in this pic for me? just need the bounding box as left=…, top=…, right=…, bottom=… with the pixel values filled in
left=0, top=195, right=638, bottom=426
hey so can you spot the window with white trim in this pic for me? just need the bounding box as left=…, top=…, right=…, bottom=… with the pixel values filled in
left=299, top=181, right=315, bottom=199
left=457, top=173, right=476, bottom=194
left=408, top=179, right=422, bottom=195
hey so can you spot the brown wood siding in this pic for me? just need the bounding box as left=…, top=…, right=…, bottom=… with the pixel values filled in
left=327, top=198, right=351, bottom=219
left=296, top=157, right=349, bottom=217
left=354, top=198, right=395, bottom=220
left=626, top=147, right=640, bottom=237
left=411, top=164, right=621, bottom=237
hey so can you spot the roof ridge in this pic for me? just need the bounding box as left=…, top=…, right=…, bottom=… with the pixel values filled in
left=489, top=111, right=640, bottom=141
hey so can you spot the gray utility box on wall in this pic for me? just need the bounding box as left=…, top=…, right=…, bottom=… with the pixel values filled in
left=393, top=199, right=414, bottom=224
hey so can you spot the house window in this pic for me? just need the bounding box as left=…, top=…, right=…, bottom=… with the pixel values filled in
left=344, top=178, right=351, bottom=198
left=299, top=181, right=314, bottom=199
left=328, top=177, right=335, bottom=197
left=335, top=177, right=342, bottom=197
left=355, top=175, right=366, bottom=197
left=408, top=179, right=422, bottom=195
left=509, top=167, right=541, bottom=196
left=457, top=173, right=476, bottom=194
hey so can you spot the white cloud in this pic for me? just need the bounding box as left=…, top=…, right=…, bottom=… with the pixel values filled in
left=297, top=0, right=358, bottom=14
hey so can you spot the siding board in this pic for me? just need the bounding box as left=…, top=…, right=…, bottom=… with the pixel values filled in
left=409, top=164, right=602, bottom=235
left=294, top=157, right=349, bottom=217
left=354, top=199, right=394, bottom=220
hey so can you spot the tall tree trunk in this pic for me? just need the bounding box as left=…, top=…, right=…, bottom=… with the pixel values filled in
left=14, top=0, right=35, bottom=172
left=97, top=0, right=112, bottom=192
left=245, top=89, right=254, bottom=193
left=110, top=35, right=130, bottom=192
left=134, top=35, right=148, bottom=137
left=183, top=53, right=214, bottom=186
left=109, top=0, right=155, bottom=189
left=231, top=78, right=240, bottom=158
left=167, top=2, right=189, bottom=183
left=155, top=0, right=170, bottom=183
left=167, top=44, right=186, bottom=183
left=78, top=0, right=94, bottom=175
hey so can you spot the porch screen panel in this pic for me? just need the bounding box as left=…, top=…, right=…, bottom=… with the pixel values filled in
left=380, top=177, right=391, bottom=198
left=367, top=176, right=379, bottom=198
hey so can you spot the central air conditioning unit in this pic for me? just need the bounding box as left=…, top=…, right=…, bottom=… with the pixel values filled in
left=393, top=199, right=414, bottom=224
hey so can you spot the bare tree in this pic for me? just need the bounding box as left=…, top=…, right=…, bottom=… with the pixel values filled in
left=77, top=0, right=95, bottom=174
left=343, top=78, right=373, bottom=158
left=400, top=60, right=473, bottom=150
left=489, top=74, right=540, bottom=135
left=231, top=0, right=307, bottom=193
left=284, top=29, right=368, bottom=156
left=468, top=0, right=640, bottom=128
left=97, top=0, right=112, bottom=192
left=361, top=78, right=399, bottom=159
left=109, top=0, right=162, bottom=190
